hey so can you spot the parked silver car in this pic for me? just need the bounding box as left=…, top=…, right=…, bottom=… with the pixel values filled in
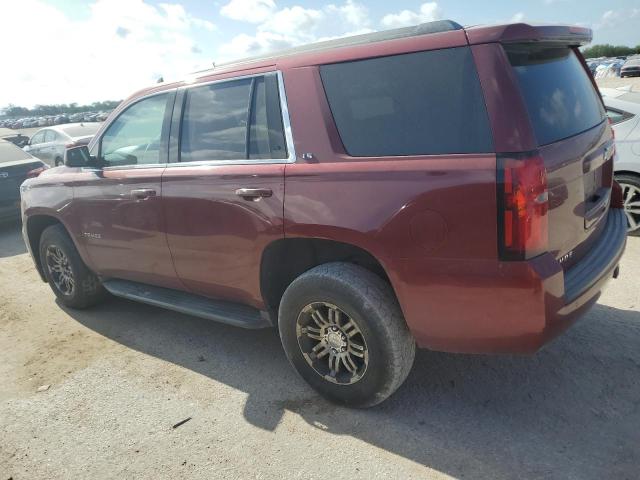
left=23, top=123, right=101, bottom=166
left=601, top=88, right=640, bottom=234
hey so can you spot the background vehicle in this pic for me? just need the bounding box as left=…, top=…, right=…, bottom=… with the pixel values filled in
left=21, top=21, right=626, bottom=407
left=601, top=88, right=640, bottom=234
left=0, top=140, right=47, bottom=221
left=24, top=123, right=101, bottom=166
left=621, top=58, right=640, bottom=77
left=1, top=133, right=30, bottom=148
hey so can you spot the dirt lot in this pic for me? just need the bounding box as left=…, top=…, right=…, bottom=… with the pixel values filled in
left=1, top=219, right=639, bottom=480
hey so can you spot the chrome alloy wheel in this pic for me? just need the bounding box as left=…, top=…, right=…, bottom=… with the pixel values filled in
left=621, top=182, right=640, bottom=232
left=296, top=302, right=368, bottom=385
left=45, top=245, right=75, bottom=296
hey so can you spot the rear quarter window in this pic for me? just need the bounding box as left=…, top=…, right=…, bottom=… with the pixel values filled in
left=319, top=46, right=493, bottom=157
left=505, top=45, right=606, bottom=146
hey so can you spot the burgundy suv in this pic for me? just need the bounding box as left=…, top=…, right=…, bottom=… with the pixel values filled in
left=21, top=21, right=627, bottom=407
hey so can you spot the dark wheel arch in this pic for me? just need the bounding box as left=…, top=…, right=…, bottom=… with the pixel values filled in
left=260, top=238, right=393, bottom=323
left=25, top=215, right=75, bottom=281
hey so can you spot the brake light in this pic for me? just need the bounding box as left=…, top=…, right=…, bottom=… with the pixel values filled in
left=611, top=180, right=624, bottom=209
left=497, top=152, right=549, bottom=260
left=26, top=165, right=48, bottom=178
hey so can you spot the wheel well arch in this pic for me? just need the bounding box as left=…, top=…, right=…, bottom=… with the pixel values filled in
left=25, top=215, right=63, bottom=280
left=260, top=237, right=392, bottom=319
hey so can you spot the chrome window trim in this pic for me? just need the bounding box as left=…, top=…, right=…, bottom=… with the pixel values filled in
left=102, top=70, right=296, bottom=171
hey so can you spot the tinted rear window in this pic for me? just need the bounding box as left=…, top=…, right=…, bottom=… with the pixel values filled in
left=320, top=47, right=493, bottom=157
left=180, top=74, right=287, bottom=162
left=505, top=45, right=605, bottom=146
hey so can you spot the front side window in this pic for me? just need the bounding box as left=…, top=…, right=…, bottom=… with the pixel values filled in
left=100, top=93, right=169, bottom=167
left=30, top=131, right=45, bottom=145
left=320, top=47, right=493, bottom=157
left=180, top=74, right=286, bottom=162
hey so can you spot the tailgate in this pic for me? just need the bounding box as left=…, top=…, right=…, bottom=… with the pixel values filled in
left=504, top=44, right=612, bottom=269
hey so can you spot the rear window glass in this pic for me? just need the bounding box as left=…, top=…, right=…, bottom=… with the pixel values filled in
left=505, top=45, right=605, bottom=146
left=320, top=46, right=493, bottom=157
left=180, top=75, right=287, bottom=162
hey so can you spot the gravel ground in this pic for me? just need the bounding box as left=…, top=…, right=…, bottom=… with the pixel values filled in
left=0, top=220, right=639, bottom=480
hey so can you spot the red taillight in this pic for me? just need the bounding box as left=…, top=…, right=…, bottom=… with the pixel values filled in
left=25, top=165, right=48, bottom=178
left=611, top=180, right=624, bottom=209
left=498, top=152, right=549, bottom=261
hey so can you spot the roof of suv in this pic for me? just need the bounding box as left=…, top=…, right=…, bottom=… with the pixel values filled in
left=209, top=20, right=464, bottom=71
left=127, top=20, right=593, bottom=104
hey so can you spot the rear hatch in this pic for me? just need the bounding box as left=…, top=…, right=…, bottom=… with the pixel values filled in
left=504, top=43, right=612, bottom=270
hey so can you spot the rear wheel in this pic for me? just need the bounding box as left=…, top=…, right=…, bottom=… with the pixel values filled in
left=615, top=174, right=640, bottom=236
left=39, top=224, right=106, bottom=308
left=278, top=262, right=415, bottom=408
left=54, top=157, right=63, bottom=166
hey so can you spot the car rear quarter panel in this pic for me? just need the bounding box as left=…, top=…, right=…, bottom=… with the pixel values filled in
left=282, top=66, right=515, bottom=350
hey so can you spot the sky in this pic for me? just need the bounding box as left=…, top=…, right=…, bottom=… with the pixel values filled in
left=1, top=0, right=639, bottom=108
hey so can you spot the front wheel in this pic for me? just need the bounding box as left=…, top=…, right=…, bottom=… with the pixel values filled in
left=615, top=174, right=640, bottom=236
left=278, top=262, right=415, bottom=408
left=39, top=224, right=106, bottom=308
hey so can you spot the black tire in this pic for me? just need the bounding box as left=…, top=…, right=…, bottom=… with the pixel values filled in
left=615, top=174, right=640, bottom=236
left=278, top=262, right=415, bottom=408
left=54, top=157, right=63, bottom=166
left=39, top=224, right=106, bottom=308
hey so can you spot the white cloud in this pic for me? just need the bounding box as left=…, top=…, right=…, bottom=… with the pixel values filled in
left=220, top=0, right=276, bottom=24
left=326, top=1, right=370, bottom=29
left=259, top=6, right=324, bottom=37
left=380, top=2, right=442, bottom=29
left=217, top=0, right=372, bottom=61
left=0, top=0, right=213, bottom=108
left=510, top=12, right=525, bottom=22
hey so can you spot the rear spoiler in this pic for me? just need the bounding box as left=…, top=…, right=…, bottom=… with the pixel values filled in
left=465, top=23, right=592, bottom=47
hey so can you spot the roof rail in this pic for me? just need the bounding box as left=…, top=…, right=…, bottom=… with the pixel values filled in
left=202, top=19, right=463, bottom=73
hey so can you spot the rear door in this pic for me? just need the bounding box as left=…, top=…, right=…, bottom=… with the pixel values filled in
left=162, top=72, right=291, bottom=308
left=503, top=44, right=612, bottom=268
left=26, top=131, right=45, bottom=159
left=38, top=130, right=57, bottom=164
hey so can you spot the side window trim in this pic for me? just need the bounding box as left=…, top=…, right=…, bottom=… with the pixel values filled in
left=98, top=88, right=177, bottom=171
left=168, top=70, right=296, bottom=167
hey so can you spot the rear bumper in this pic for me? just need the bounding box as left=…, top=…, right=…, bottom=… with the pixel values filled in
left=393, top=208, right=627, bottom=354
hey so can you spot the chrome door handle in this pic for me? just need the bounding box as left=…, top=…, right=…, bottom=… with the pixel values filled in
left=235, top=188, right=273, bottom=201
left=130, top=188, right=156, bottom=200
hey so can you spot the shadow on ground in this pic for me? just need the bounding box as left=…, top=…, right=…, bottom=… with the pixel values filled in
left=0, top=219, right=26, bottom=258
left=64, top=298, right=640, bottom=479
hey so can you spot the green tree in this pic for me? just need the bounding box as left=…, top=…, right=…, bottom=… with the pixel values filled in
left=582, top=44, right=640, bottom=59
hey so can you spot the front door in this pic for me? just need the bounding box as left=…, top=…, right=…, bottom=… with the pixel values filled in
left=73, top=90, right=181, bottom=289
left=162, top=73, right=291, bottom=308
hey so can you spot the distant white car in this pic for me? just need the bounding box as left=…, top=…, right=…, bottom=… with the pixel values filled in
left=23, top=123, right=101, bottom=166
left=601, top=88, right=640, bottom=234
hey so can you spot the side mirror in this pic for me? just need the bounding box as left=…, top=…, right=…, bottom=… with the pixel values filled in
left=64, top=145, right=94, bottom=167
